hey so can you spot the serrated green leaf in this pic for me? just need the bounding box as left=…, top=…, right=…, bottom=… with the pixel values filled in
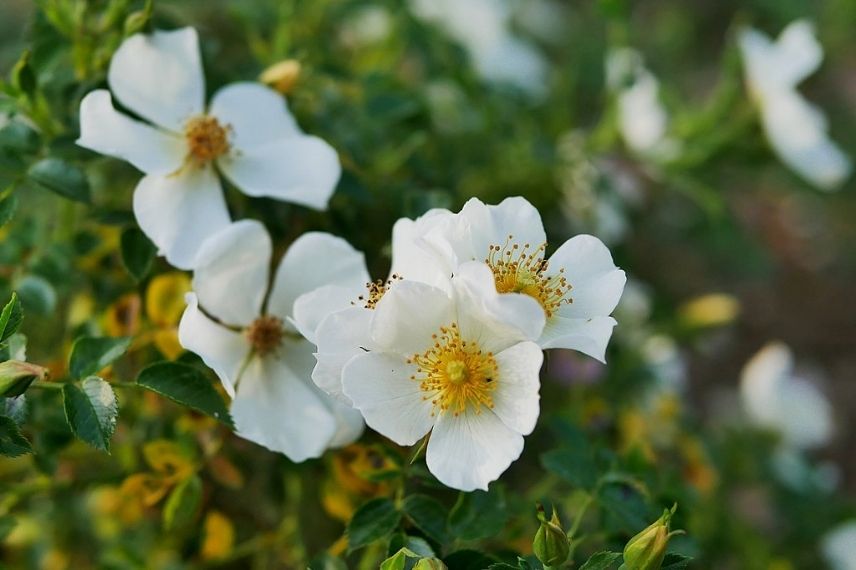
left=0, top=414, right=32, bottom=457
left=136, top=362, right=233, bottom=427
left=347, top=498, right=401, bottom=552
left=62, top=378, right=118, bottom=452
left=120, top=227, right=156, bottom=281
left=0, top=292, right=23, bottom=344
left=68, top=336, right=131, bottom=379
left=27, top=158, right=91, bottom=203
left=541, top=445, right=598, bottom=490
left=403, top=494, right=449, bottom=544
left=578, top=551, right=623, bottom=570
left=163, top=474, right=202, bottom=531
left=662, top=553, right=693, bottom=569
left=0, top=193, right=18, bottom=227
left=448, top=486, right=507, bottom=541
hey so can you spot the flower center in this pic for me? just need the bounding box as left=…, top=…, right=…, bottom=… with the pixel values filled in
left=354, top=274, right=403, bottom=310
left=184, top=115, right=230, bottom=165
left=408, top=323, right=497, bottom=416
left=245, top=315, right=284, bottom=356
left=486, top=236, right=572, bottom=318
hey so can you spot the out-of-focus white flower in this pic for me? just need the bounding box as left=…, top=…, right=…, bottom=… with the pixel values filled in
left=339, top=6, right=393, bottom=47
left=606, top=48, right=680, bottom=160
left=738, top=20, right=851, bottom=191
left=821, top=520, right=856, bottom=570
left=409, top=0, right=547, bottom=97
left=739, top=342, right=833, bottom=450
left=77, top=27, right=341, bottom=268
left=341, top=262, right=545, bottom=491
left=178, top=221, right=366, bottom=461
left=407, top=197, right=626, bottom=362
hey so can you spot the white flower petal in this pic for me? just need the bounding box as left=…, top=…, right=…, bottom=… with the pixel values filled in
left=342, top=352, right=434, bottom=446
left=292, top=284, right=363, bottom=344
left=739, top=21, right=822, bottom=93
left=267, top=232, right=369, bottom=321
left=426, top=408, right=524, bottom=491
left=457, top=196, right=547, bottom=264
left=390, top=212, right=456, bottom=290
left=132, top=167, right=231, bottom=270
left=231, top=343, right=337, bottom=462
left=539, top=315, right=617, bottom=361
left=177, top=293, right=249, bottom=398
left=192, top=220, right=271, bottom=327
left=821, top=520, right=856, bottom=570
left=491, top=342, right=542, bottom=435
left=209, top=82, right=300, bottom=150
left=549, top=235, right=626, bottom=318
left=108, top=27, right=205, bottom=132
left=312, top=307, right=374, bottom=403
left=219, top=136, right=341, bottom=210
left=77, top=90, right=185, bottom=175
left=327, top=400, right=366, bottom=448
left=370, top=280, right=455, bottom=355
left=470, top=36, right=547, bottom=97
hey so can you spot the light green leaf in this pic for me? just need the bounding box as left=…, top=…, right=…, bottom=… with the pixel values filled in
left=27, top=158, right=91, bottom=203
left=163, top=474, right=202, bottom=531
left=68, top=336, right=131, bottom=379
left=347, top=497, right=401, bottom=552
left=136, top=362, right=233, bottom=427
left=380, top=548, right=419, bottom=570
left=62, top=377, right=118, bottom=452
left=0, top=292, right=23, bottom=344
left=0, top=414, right=32, bottom=457
left=120, top=227, right=156, bottom=282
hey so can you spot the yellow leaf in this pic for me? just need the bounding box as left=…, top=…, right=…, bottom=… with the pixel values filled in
left=103, top=293, right=142, bottom=337
left=152, top=328, right=184, bottom=360
left=201, top=510, right=235, bottom=561
left=142, top=439, right=195, bottom=482
left=146, top=272, right=191, bottom=327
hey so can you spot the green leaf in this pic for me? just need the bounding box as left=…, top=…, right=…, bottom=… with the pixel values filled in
left=0, top=193, right=18, bottom=227
left=163, top=474, right=202, bottom=531
left=0, top=415, right=32, bottom=457
left=0, top=121, right=40, bottom=154
left=15, top=275, right=56, bottom=316
left=136, top=362, right=233, bottom=427
left=306, top=553, right=348, bottom=570
left=0, top=515, right=17, bottom=541
left=120, top=227, right=156, bottom=281
left=68, top=336, right=131, bottom=379
left=541, top=445, right=598, bottom=490
left=662, top=553, right=693, bottom=569
left=0, top=292, right=23, bottom=344
left=578, top=551, right=622, bottom=570
left=403, top=494, right=449, bottom=544
left=62, top=378, right=118, bottom=452
left=27, top=158, right=91, bottom=203
left=442, top=550, right=497, bottom=570
left=598, top=484, right=651, bottom=533
left=347, top=497, right=401, bottom=552
left=379, top=548, right=419, bottom=570
left=448, top=486, right=507, bottom=541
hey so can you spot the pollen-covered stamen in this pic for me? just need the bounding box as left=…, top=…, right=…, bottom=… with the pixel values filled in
left=353, top=274, right=403, bottom=310
left=486, top=235, right=572, bottom=318
left=245, top=315, right=284, bottom=356
left=408, top=323, right=497, bottom=416
left=184, top=115, right=231, bottom=165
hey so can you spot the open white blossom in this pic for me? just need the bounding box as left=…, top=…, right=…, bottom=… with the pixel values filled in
left=821, top=520, right=856, bottom=570
left=342, top=262, right=545, bottom=491
left=406, top=196, right=626, bottom=362
left=178, top=221, right=367, bottom=461
left=77, top=27, right=341, bottom=268
left=409, top=0, right=547, bottom=97
left=739, top=20, right=852, bottom=190
left=739, top=342, right=833, bottom=451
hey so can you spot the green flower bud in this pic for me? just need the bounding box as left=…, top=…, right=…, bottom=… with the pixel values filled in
left=533, top=503, right=570, bottom=567
left=0, top=360, right=47, bottom=397
left=413, top=558, right=447, bottom=570
left=623, top=504, right=682, bottom=570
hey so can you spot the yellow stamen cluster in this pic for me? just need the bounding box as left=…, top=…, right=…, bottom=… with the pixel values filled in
left=184, top=115, right=230, bottom=165
left=486, top=236, right=572, bottom=318
left=245, top=315, right=284, bottom=356
left=354, top=274, right=403, bottom=310
left=408, top=323, right=497, bottom=416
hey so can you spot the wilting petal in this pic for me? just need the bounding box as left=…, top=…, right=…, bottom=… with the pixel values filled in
left=548, top=235, right=626, bottom=319
left=209, top=82, right=300, bottom=150
left=539, top=315, right=617, bottom=361
left=491, top=341, right=543, bottom=435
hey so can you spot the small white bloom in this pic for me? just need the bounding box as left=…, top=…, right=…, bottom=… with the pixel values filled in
left=77, top=27, right=341, bottom=269
left=821, top=520, right=856, bottom=570
left=342, top=262, right=545, bottom=491
left=739, top=342, right=833, bottom=451
left=405, top=196, right=626, bottom=362
left=409, top=0, right=548, bottom=97
left=178, top=221, right=367, bottom=461
left=738, top=20, right=852, bottom=190
left=606, top=48, right=680, bottom=160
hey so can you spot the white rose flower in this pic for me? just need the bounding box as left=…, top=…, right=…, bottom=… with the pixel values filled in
left=738, top=20, right=852, bottom=190
left=405, top=196, right=626, bottom=362
left=77, top=27, right=341, bottom=268
left=178, top=221, right=367, bottom=461
left=739, top=342, right=833, bottom=451
left=821, top=520, right=856, bottom=570
left=342, top=261, right=545, bottom=491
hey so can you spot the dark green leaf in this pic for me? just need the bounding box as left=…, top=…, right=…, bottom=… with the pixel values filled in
left=578, top=551, right=622, bottom=570
left=448, top=486, right=507, bottom=541
left=662, top=553, right=693, bottom=569
left=62, top=378, right=118, bottom=452
left=68, top=336, right=131, bottom=379
left=0, top=515, right=16, bottom=541
left=120, top=227, right=156, bottom=281
left=541, top=445, right=598, bottom=490
left=347, top=498, right=401, bottom=552
left=307, top=553, right=348, bottom=570
left=136, top=362, right=233, bottom=427
left=598, top=484, right=651, bottom=533
left=163, top=474, right=202, bottom=531
left=27, top=158, right=91, bottom=203
left=0, top=193, right=18, bottom=227
left=442, top=550, right=497, bottom=570
left=0, top=121, right=40, bottom=154
left=0, top=415, right=31, bottom=457
left=403, top=494, right=449, bottom=544
left=0, top=292, right=23, bottom=344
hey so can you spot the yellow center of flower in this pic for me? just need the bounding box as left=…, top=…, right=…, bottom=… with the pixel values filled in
left=486, top=236, right=572, bottom=318
left=184, top=115, right=230, bottom=165
left=408, top=323, right=497, bottom=416
left=245, top=315, right=284, bottom=356
left=354, top=274, right=403, bottom=310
